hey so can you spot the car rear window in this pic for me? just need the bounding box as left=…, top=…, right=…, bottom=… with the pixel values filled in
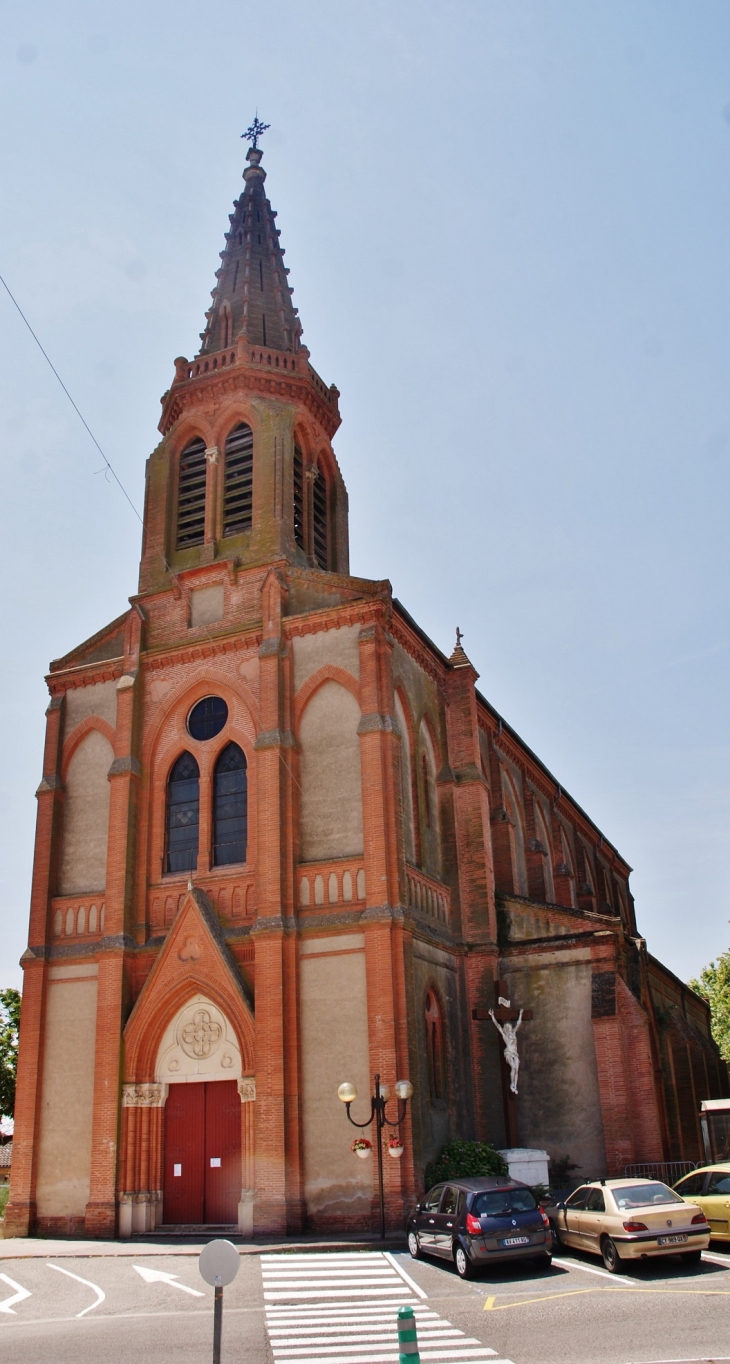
left=613, top=1182, right=683, bottom=1210
left=472, top=1188, right=537, bottom=1216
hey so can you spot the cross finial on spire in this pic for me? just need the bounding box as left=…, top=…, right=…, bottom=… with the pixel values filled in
left=242, top=115, right=270, bottom=150
left=449, top=626, right=472, bottom=669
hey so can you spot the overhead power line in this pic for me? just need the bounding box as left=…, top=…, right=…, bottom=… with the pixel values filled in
left=0, top=270, right=143, bottom=523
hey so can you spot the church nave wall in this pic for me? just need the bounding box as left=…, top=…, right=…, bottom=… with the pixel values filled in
left=35, top=965, right=98, bottom=1229
left=298, top=933, right=371, bottom=1223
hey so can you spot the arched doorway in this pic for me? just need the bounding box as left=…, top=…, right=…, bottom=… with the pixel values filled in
left=119, top=993, right=255, bottom=1236
left=158, top=996, right=242, bottom=1226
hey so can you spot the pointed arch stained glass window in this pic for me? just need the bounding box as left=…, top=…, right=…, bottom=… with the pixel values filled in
left=166, top=752, right=200, bottom=873
left=425, top=988, right=445, bottom=1101
left=213, top=742, right=248, bottom=866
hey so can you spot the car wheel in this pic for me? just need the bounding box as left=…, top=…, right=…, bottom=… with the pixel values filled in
left=532, top=1252, right=552, bottom=1268
left=454, top=1243, right=473, bottom=1279
left=550, top=1224, right=562, bottom=1252
left=681, top=1249, right=702, bottom=1266
left=407, top=1231, right=421, bottom=1260
left=601, top=1237, right=621, bottom=1273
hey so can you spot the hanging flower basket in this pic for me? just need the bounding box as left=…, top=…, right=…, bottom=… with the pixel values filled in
left=386, top=1135, right=405, bottom=1159
left=351, top=1138, right=372, bottom=1159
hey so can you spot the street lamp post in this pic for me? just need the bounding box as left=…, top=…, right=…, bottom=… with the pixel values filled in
left=337, top=1074, right=414, bottom=1240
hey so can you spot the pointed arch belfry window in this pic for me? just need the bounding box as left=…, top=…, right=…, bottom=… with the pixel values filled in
left=166, top=752, right=200, bottom=873
left=176, top=437, right=207, bottom=548
left=213, top=742, right=248, bottom=866
left=293, top=445, right=305, bottom=551
left=312, top=463, right=329, bottom=569
left=223, top=423, right=253, bottom=537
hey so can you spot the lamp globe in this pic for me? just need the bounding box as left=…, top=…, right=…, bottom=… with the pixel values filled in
left=395, top=1080, right=414, bottom=1100
left=337, top=1081, right=357, bottom=1103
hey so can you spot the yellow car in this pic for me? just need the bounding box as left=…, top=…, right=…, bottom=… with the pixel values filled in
left=674, top=1165, right=730, bottom=1241
left=548, top=1177, right=710, bottom=1272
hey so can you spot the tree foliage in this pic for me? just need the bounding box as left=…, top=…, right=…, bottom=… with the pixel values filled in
left=424, top=1139, right=508, bottom=1190
left=690, top=950, right=730, bottom=1063
left=0, top=989, right=21, bottom=1119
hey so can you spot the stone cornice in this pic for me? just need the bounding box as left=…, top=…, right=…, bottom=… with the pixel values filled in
left=142, top=626, right=263, bottom=673
left=284, top=594, right=387, bottom=640
left=159, top=363, right=341, bottom=440
left=389, top=612, right=447, bottom=689
left=46, top=658, right=124, bottom=696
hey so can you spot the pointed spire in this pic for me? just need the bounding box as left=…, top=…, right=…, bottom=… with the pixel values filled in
left=198, top=132, right=303, bottom=358
left=449, top=626, right=471, bottom=668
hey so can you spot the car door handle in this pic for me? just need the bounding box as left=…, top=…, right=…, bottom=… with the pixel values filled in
left=429, top=1219, right=434, bottom=1223
left=446, top=1222, right=453, bottom=1227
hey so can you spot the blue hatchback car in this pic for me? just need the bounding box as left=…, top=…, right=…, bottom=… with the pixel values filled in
left=407, top=1176, right=552, bottom=1278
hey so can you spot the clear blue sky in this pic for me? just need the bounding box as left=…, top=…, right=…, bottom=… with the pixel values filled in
left=1, top=1, right=728, bottom=988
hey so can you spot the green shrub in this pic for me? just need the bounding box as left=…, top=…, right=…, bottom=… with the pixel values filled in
left=0, top=1186, right=8, bottom=1219
left=424, top=1140, right=508, bottom=1190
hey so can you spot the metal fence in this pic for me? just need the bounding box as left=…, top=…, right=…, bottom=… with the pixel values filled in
left=623, top=1161, right=698, bottom=1184
left=545, top=1162, right=699, bottom=1204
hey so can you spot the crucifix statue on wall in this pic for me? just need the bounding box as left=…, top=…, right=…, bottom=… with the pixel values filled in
left=472, top=980, right=533, bottom=1145
left=488, top=1006, right=524, bottom=1094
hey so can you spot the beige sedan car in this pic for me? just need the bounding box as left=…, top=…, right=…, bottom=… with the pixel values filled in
left=548, top=1178, right=710, bottom=1273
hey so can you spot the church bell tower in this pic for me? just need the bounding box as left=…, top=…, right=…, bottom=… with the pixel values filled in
left=139, top=130, right=349, bottom=595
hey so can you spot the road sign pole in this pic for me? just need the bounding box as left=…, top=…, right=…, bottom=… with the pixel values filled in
left=213, top=1276, right=223, bottom=1364
left=198, top=1239, right=241, bottom=1364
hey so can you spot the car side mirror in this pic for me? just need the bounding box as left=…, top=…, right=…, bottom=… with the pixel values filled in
left=556, top=1201, right=565, bottom=1211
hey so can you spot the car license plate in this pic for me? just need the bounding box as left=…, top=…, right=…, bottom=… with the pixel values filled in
left=657, top=1233, right=687, bottom=1246
left=501, top=1236, right=530, bottom=1247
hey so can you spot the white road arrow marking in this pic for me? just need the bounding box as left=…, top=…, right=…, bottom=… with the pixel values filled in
left=47, top=1263, right=106, bottom=1317
left=133, top=1265, right=205, bottom=1297
left=0, top=1272, right=32, bottom=1314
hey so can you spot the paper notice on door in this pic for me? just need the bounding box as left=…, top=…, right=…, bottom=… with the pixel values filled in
left=210, top=1157, right=221, bottom=1167
left=174, top=1163, right=182, bottom=1177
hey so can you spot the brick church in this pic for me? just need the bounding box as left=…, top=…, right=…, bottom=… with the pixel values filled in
left=6, top=135, right=727, bottom=1239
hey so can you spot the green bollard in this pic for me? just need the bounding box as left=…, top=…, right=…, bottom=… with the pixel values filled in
left=397, top=1304, right=420, bottom=1363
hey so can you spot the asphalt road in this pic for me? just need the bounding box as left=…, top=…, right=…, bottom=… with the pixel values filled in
left=1, top=1240, right=730, bottom=1364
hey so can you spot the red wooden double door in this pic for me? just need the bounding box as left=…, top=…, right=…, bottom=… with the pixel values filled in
left=163, top=1080, right=241, bottom=1225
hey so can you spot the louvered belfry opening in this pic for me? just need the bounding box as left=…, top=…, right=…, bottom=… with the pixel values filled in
left=293, top=445, right=305, bottom=551
left=166, top=751, right=200, bottom=873
left=176, top=437, right=207, bottom=548
left=223, top=423, right=254, bottom=537
left=213, top=742, right=248, bottom=866
left=312, top=466, right=328, bottom=570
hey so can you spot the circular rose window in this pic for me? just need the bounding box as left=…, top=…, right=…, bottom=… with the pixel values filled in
left=188, top=695, right=228, bottom=741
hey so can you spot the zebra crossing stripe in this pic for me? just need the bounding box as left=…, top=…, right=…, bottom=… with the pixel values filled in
left=261, top=1251, right=516, bottom=1364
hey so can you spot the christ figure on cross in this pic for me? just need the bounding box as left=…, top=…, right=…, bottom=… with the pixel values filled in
left=489, top=1007, right=524, bottom=1094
